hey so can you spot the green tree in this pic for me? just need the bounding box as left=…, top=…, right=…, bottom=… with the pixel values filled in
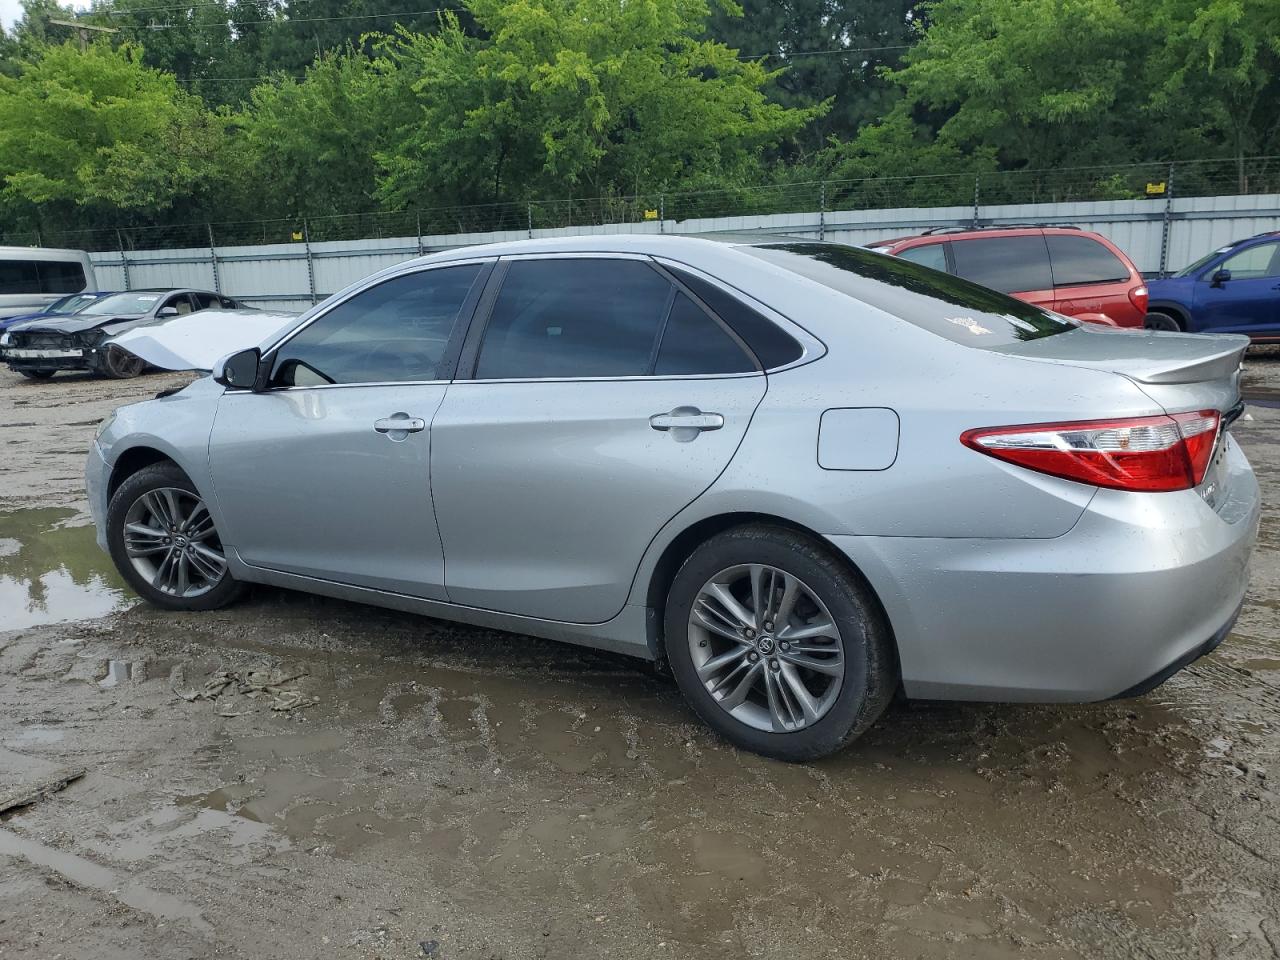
left=373, top=0, right=822, bottom=208
left=706, top=0, right=918, bottom=156
left=832, top=0, right=1279, bottom=186
left=1146, top=0, right=1280, bottom=188
left=238, top=49, right=414, bottom=219
left=866, top=0, right=1145, bottom=171
left=0, top=40, right=228, bottom=234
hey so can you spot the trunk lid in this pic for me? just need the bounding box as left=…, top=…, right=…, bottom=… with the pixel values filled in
left=1000, top=326, right=1246, bottom=414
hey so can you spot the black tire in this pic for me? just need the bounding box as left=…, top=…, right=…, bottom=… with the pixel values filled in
left=106, top=462, right=246, bottom=611
left=101, top=345, right=146, bottom=379
left=18, top=369, right=55, bottom=380
left=1144, top=311, right=1183, bottom=332
left=664, top=523, right=896, bottom=761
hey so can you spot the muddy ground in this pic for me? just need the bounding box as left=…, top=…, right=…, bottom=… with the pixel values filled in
left=2, top=359, right=1280, bottom=960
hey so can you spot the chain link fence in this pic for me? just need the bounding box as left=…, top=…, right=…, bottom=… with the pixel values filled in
left=4, top=156, right=1277, bottom=255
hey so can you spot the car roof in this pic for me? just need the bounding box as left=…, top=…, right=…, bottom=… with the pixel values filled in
left=868, top=225, right=1099, bottom=248
left=419, top=233, right=817, bottom=260
left=110, top=288, right=223, bottom=295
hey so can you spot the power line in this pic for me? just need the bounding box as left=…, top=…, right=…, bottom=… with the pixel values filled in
left=739, top=45, right=910, bottom=59
left=104, top=0, right=463, bottom=14
left=114, top=6, right=465, bottom=28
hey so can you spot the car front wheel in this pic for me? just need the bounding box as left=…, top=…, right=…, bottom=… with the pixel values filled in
left=106, top=462, right=246, bottom=611
left=664, top=524, right=895, bottom=761
left=101, top=345, right=146, bottom=379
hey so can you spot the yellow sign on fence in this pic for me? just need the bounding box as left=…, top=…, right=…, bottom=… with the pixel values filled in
left=1145, top=182, right=1167, bottom=196
left=643, top=209, right=659, bottom=220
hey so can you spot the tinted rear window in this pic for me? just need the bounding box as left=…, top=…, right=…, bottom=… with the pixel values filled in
left=476, top=259, right=673, bottom=379
left=741, top=243, right=1073, bottom=346
left=1046, top=234, right=1130, bottom=285
left=950, top=236, right=1052, bottom=293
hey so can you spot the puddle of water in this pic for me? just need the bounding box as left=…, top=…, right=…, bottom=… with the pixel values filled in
left=98, top=660, right=135, bottom=688
left=0, top=827, right=212, bottom=933
left=0, top=507, right=133, bottom=630
left=5, top=726, right=66, bottom=746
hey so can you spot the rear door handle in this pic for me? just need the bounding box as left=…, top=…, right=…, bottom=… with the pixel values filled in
left=374, top=414, right=426, bottom=434
left=650, top=407, right=724, bottom=442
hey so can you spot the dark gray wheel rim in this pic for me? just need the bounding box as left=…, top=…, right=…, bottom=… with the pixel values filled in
left=687, top=563, right=845, bottom=733
left=122, top=487, right=227, bottom=598
left=106, top=347, right=144, bottom=377
left=1145, top=314, right=1179, bottom=331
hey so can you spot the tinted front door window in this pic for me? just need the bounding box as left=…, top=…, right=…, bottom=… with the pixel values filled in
left=272, top=264, right=483, bottom=386
left=951, top=236, right=1052, bottom=294
left=475, top=259, right=673, bottom=379
left=1220, top=242, right=1280, bottom=279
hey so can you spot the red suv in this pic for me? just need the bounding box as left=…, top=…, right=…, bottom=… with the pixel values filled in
left=867, top=226, right=1149, bottom=327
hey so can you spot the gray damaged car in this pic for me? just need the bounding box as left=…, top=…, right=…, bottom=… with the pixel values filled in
left=2, top=288, right=242, bottom=379
left=86, top=236, right=1259, bottom=759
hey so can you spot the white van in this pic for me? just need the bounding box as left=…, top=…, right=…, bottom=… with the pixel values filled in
left=0, top=247, right=98, bottom=319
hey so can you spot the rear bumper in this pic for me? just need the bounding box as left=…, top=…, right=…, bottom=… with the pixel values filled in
left=827, top=433, right=1259, bottom=702
left=1109, top=601, right=1239, bottom=699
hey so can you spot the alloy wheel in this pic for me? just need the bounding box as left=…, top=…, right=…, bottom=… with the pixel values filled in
left=687, top=563, right=845, bottom=733
left=122, top=487, right=228, bottom=598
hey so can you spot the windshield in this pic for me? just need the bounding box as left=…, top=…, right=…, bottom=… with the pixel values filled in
left=741, top=242, right=1074, bottom=345
left=48, top=293, right=100, bottom=315
left=81, top=292, right=166, bottom=315
left=1175, top=245, right=1234, bottom=278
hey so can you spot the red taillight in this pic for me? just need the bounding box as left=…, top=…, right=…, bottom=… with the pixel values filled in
left=961, top=411, right=1220, bottom=492
left=1129, top=284, right=1149, bottom=314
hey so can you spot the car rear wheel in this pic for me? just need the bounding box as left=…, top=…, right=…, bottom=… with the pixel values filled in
left=664, top=524, right=895, bottom=760
left=18, top=369, right=55, bottom=380
left=1144, top=311, right=1183, bottom=332
left=102, top=345, right=146, bottom=379
left=106, top=462, right=246, bottom=611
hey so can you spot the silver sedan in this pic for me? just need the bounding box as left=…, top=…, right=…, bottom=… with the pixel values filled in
left=87, top=236, right=1259, bottom=759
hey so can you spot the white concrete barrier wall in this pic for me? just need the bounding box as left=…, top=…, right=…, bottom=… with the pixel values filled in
left=89, top=193, right=1280, bottom=308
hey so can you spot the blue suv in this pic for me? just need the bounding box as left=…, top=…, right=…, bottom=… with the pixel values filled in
left=1146, top=232, right=1280, bottom=338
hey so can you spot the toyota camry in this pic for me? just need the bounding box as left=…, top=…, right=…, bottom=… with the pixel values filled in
left=87, top=236, right=1259, bottom=759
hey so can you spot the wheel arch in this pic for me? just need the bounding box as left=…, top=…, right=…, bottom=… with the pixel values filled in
left=107, top=445, right=182, bottom=501
left=1146, top=301, right=1191, bottom=329
left=641, top=511, right=900, bottom=674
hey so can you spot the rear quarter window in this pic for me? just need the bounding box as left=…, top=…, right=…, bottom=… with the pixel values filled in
left=896, top=242, right=948, bottom=273
left=950, top=236, right=1052, bottom=293
left=741, top=242, right=1074, bottom=347
left=1046, top=234, right=1131, bottom=285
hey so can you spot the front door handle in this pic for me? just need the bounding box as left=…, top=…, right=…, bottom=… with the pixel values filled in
left=649, top=406, right=724, bottom=442
left=373, top=414, right=426, bottom=436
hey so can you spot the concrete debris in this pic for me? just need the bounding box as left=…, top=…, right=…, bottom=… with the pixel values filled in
left=169, top=664, right=314, bottom=712
left=0, top=767, right=86, bottom=815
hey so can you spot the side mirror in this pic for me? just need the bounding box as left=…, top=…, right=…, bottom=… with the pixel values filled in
left=157, top=306, right=180, bottom=318
left=1210, top=268, right=1231, bottom=287
left=213, top=347, right=265, bottom=391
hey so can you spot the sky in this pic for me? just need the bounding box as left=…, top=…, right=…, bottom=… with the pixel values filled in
left=2, top=0, right=92, bottom=32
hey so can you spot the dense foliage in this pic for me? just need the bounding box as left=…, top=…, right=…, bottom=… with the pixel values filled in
left=0, top=0, right=1275, bottom=240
